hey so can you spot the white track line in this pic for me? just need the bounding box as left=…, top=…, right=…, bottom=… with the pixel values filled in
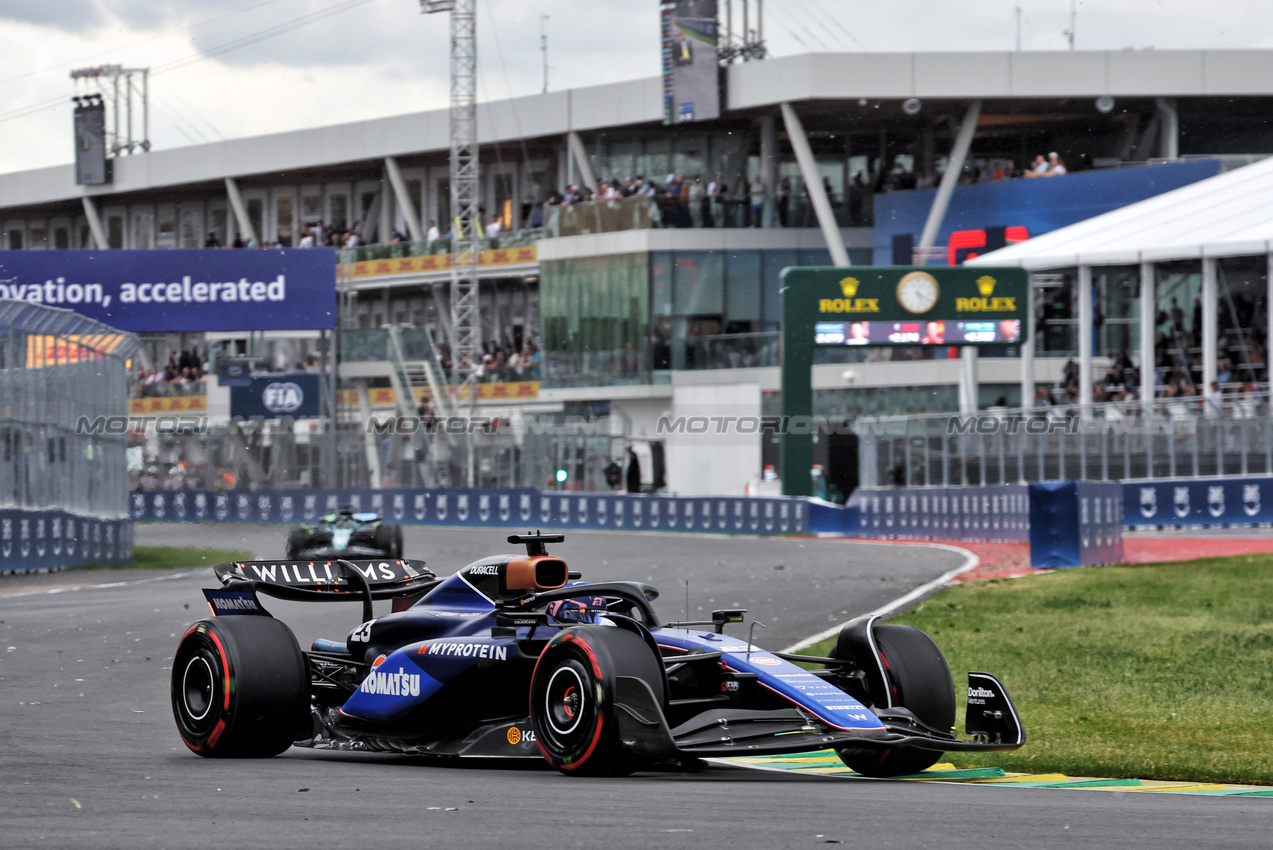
left=781, top=541, right=979, bottom=653
left=0, top=570, right=195, bottom=600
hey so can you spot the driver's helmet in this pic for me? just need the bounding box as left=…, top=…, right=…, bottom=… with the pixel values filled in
left=546, top=595, right=607, bottom=625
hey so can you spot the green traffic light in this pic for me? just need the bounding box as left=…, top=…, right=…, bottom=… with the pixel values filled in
left=555, top=469, right=568, bottom=483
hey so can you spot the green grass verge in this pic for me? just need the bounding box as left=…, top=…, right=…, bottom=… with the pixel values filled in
left=803, top=554, right=1273, bottom=785
left=81, top=546, right=253, bottom=571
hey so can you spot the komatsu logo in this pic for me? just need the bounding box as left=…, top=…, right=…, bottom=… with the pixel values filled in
left=423, top=641, right=508, bottom=661
left=359, top=667, right=421, bottom=697
left=211, top=597, right=258, bottom=611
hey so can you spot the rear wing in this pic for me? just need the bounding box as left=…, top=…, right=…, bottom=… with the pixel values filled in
left=213, top=558, right=438, bottom=622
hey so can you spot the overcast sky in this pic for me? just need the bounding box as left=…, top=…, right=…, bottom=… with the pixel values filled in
left=0, top=0, right=1269, bottom=175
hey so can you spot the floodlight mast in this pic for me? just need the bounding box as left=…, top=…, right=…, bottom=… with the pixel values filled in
left=421, top=0, right=481, bottom=388
left=70, top=65, right=150, bottom=156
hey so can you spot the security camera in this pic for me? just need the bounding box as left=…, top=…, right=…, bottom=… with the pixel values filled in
left=902, top=98, right=922, bottom=116
left=1095, top=95, right=1115, bottom=114
left=841, top=369, right=857, bottom=385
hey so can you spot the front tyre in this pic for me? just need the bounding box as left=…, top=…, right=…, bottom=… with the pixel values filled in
left=530, top=625, right=665, bottom=776
left=837, top=624, right=955, bottom=777
left=171, top=616, right=310, bottom=758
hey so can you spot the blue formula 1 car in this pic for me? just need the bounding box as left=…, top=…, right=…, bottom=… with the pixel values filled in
left=170, top=533, right=1024, bottom=776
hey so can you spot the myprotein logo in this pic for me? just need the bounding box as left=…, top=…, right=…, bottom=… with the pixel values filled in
left=421, top=641, right=508, bottom=661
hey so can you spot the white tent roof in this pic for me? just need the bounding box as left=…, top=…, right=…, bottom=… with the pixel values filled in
left=968, top=156, right=1273, bottom=270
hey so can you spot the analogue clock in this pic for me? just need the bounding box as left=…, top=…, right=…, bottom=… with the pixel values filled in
left=896, top=272, right=940, bottom=314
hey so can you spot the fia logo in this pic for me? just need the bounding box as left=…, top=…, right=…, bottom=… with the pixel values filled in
left=457, top=494, right=470, bottom=522
left=51, top=517, right=62, bottom=556
left=130, top=492, right=144, bottom=518
left=236, top=493, right=251, bottom=520
left=35, top=518, right=46, bottom=558
left=393, top=494, right=406, bottom=521
left=479, top=494, right=491, bottom=523
left=436, top=494, right=448, bottom=522
left=1, top=518, right=11, bottom=558
left=280, top=495, right=294, bottom=522
left=540, top=496, right=552, bottom=524
left=214, top=493, right=230, bottom=521
left=153, top=494, right=165, bottom=519
left=303, top=494, right=317, bottom=520
left=174, top=492, right=187, bottom=519
left=257, top=494, right=272, bottom=519
left=498, top=494, right=510, bottom=522
left=414, top=494, right=426, bottom=521
left=597, top=499, right=607, bottom=526
left=519, top=493, right=532, bottom=522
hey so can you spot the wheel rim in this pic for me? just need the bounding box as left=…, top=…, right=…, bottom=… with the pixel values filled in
left=544, top=665, right=586, bottom=736
left=182, top=654, right=216, bottom=722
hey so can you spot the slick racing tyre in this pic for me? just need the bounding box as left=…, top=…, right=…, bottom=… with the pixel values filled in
left=373, top=523, right=403, bottom=558
left=530, top=625, right=665, bottom=776
left=285, top=528, right=308, bottom=560
left=171, top=616, right=310, bottom=758
left=837, top=624, right=956, bottom=778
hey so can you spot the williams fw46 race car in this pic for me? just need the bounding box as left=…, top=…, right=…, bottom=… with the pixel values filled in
left=285, top=506, right=403, bottom=561
left=171, top=533, right=1024, bottom=777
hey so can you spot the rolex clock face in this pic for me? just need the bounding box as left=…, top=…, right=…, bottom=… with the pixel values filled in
left=896, top=271, right=940, bottom=314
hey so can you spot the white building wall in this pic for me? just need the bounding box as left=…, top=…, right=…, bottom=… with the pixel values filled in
left=663, top=382, right=761, bottom=497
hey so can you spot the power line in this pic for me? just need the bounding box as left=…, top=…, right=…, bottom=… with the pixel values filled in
left=150, top=78, right=225, bottom=142
left=0, top=0, right=286, bottom=88
left=153, top=0, right=376, bottom=76
left=804, top=0, right=867, bottom=49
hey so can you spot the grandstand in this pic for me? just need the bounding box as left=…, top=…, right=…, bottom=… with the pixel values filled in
left=2, top=48, right=1273, bottom=497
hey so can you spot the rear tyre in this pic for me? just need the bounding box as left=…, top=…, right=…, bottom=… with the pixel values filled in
left=530, top=625, right=665, bottom=776
left=372, top=523, right=398, bottom=557
left=837, top=624, right=955, bottom=777
left=285, top=529, right=308, bottom=560
left=171, top=616, right=310, bottom=758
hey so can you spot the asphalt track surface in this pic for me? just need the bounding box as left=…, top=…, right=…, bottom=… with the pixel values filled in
left=1, top=525, right=1270, bottom=849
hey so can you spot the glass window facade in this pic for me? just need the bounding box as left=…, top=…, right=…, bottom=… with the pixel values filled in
left=541, top=253, right=649, bottom=388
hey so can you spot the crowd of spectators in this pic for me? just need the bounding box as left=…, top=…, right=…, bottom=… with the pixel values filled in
left=131, top=349, right=208, bottom=398
left=431, top=338, right=541, bottom=384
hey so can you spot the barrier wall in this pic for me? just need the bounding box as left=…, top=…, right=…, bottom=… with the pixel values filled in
left=0, top=509, right=134, bottom=573
left=1029, top=482, right=1124, bottom=568
left=846, top=485, right=1031, bottom=542
left=128, top=489, right=808, bottom=536
left=1124, top=476, right=1273, bottom=528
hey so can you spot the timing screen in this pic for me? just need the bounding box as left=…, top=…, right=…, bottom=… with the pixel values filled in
left=814, top=320, right=1021, bottom=346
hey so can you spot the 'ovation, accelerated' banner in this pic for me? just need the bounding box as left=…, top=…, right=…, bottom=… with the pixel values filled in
left=0, top=248, right=336, bottom=331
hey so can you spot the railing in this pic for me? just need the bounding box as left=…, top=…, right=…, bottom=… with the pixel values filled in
left=340, top=328, right=437, bottom=363
left=337, top=229, right=545, bottom=265
left=858, top=393, right=1273, bottom=488
left=683, top=332, right=780, bottom=370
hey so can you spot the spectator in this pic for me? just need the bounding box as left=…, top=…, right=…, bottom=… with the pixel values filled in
left=204, top=231, right=221, bottom=248
left=1045, top=152, right=1067, bottom=176
left=749, top=175, right=766, bottom=227
left=1023, top=154, right=1049, bottom=178
left=426, top=219, right=441, bottom=241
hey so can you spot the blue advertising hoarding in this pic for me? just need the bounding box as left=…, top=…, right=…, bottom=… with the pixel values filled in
left=230, top=374, right=323, bottom=419
left=129, top=488, right=808, bottom=536
left=0, top=248, right=336, bottom=331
